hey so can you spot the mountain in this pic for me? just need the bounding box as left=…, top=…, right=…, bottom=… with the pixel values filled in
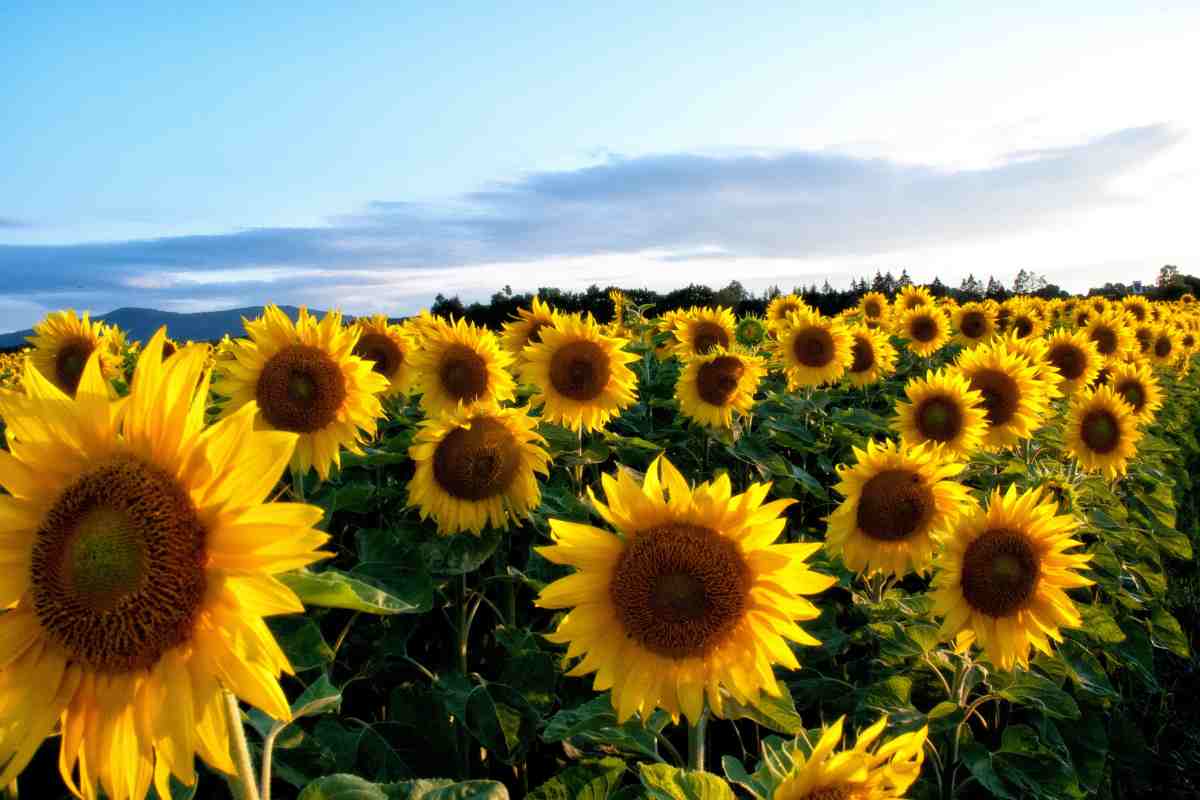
left=0, top=306, right=334, bottom=349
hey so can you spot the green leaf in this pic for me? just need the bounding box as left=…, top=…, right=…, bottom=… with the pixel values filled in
left=1151, top=606, right=1190, bottom=657
left=281, top=568, right=431, bottom=615
left=298, top=774, right=388, bottom=800
left=959, top=742, right=1015, bottom=799
left=1076, top=604, right=1126, bottom=643
left=268, top=616, right=334, bottom=672
left=1154, top=526, right=1193, bottom=560
left=1057, top=641, right=1117, bottom=700
left=383, top=779, right=510, bottom=800
left=542, top=695, right=667, bottom=761
left=995, top=671, right=1080, bottom=720
left=292, top=673, right=344, bottom=718
left=638, top=764, right=736, bottom=800
left=527, top=757, right=626, bottom=800
left=464, top=683, right=540, bottom=765
left=860, top=675, right=913, bottom=711
left=720, top=755, right=769, bottom=799
left=721, top=684, right=804, bottom=734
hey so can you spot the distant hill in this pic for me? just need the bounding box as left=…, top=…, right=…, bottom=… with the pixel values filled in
left=0, top=306, right=337, bottom=349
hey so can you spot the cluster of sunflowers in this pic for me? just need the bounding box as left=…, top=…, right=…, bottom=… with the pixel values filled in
left=0, top=286, right=1196, bottom=800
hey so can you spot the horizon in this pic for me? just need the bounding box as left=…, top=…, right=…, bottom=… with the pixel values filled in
left=3, top=2, right=1196, bottom=331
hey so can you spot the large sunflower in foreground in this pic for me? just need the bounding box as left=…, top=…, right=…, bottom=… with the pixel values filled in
left=772, top=310, right=853, bottom=389
left=897, top=306, right=950, bottom=357
left=931, top=484, right=1092, bottom=670
left=894, top=369, right=988, bottom=460
left=675, top=348, right=766, bottom=428
left=0, top=331, right=329, bottom=799
left=521, top=314, right=638, bottom=432
left=407, top=404, right=550, bottom=535
left=671, top=306, right=736, bottom=359
left=845, top=324, right=897, bottom=387
left=26, top=309, right=121, bottom=396
left=827, top=439, right=971, bottom=577
left=1063, top=385, right=1142, bottom=480
left=353, top=314, right=416, bottom=398
left=1043, top=329, right=1102, bottom=394
left=765, top=715, right=928, bottom=800
left=215, top=305, right=388, bottom=479
left=536, top=455, right=835, bottom=723
left=896, top=284, right=934, bottom=312
left=410, top=316, right=516, bottom=417
left=953, top=341, right=1050, bottom=450
left=952, top=302, right=996, bottom=347
left=500, top=296, right=559, bottom=365
left=1109, top=361, right=1163, bottom=426
left=1085, top=311, right=1136, bottom=366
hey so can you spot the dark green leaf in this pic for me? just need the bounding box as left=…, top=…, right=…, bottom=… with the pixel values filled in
left=638, top=764, right=736, bottom=800
left=995, top=671, right=1079, bottom=720
left=281, top=568, right=431, bottom=615
left=527, top=757, right=626, bottom=800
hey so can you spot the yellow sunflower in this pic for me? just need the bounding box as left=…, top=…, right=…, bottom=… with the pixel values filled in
left=521, top=314, right=638, bottom=432
left=1085, top=311, right=1136, bottom=367
left=1063, top=385, right=1142, bottom=480
left=1043, top=329, right=1102, bottom=394
left=26, top=310, right=121, bottom=397
left=1088, top=295, right=1110, bottom=315
left=410, top=315, right=516, bottom=418
left=953, top=341, right=1050, bottom=450
left=407, top=404, right=550, bottom=535
left=772, top=310, right=853, bottom=389
left=1122, top=296, right=1151, bottom=323
left=845, top=324, right=897, bottom=387
left=501, top=297, right=559, bottom=365
left=671, top=306, right=737, bottom=359
left=857, top=292, right=890, bottom=325
left=1149, top=325, right=1179, bottom=366
left=827, top=439, right=971, bottom=577
left=1108, top=361, right=1163, bottom=425
left=536, top=455, right=835, bottom=723
left=766, top=295, right=809, bottom=330
left=1007, top=302, right=1045, bottom=340
left=1071, top=306, right=1093, bottom=329
left=352, top=313, right=416, bottom=398
left=894, top=369, right=988, bottom=460
left=895, top=284, right=934, bottom=312
left=897, top=307, right=950, bottom=358
left=765, top=716, right=928, bottom=800
left=932, top=484, right=1093, bottom=670
left=215, top=305, right=388, bottom=480
left=952, top=302, right=997, bottom=347
left=675, top=348, right=766, bottom=429
left=0, top=330, right=329, bottom=799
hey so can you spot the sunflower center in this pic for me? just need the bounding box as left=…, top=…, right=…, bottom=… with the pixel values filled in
left=1154, top=337, right=1172, bottom=358
left=849, top=338, right=875, bottom=373
left=799, top=786, right=853, bottom=800
left=968, top=368, right=1020, bottom=427
left=439, top=344, right=490, bottom=403
left=856, top=469, right=933, bottom=542
left=909, top=315, right=938, bottom=343
left=1091, top=326, right=1117, bottom=355
left=1081, top=409, right=1120, bottom=453
left=354, top=331, right=404, bottom=377
left=773, top=301, right=800, bottom=321
left=610, top=523, right=750, bottom=660
left=792, top=328, right=834, bottom=368
left=1048, top=343, right=1086, bottom=380
left=960, top=311, right=986, bottom=339
left=1075, top=311, right=1091, bottom=327
left=54, top=337, right=95, bottom=394
left=692, top=322, right=730, bottom=355
left=1013, top=317, right=1034, bottom=338
left=997, top=309, right=1012, bottom=331
left=1115, top=379, right=1145, bottom=411
left=696, top=356, right=744, bottom=406
left=549, top=340, right=611, bottom=401
left=432, top=417, right=521, bottom=500
left=916, top=396, right=963, bottom=442
left=161, top=340, right=177, bottom=360
left=30, top=456, right=206, bottom=672
left=1184, top=333, right=1197, bottom=349
left=960, top=528, right=1040, bottom=618
left=256, top=344, right=347, bottom=433
left=527, top=319, right=553, bottom=346
left=864, top=300, right=882, bottom=318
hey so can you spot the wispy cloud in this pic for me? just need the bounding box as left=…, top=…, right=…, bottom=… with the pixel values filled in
left=0, top=124, right=1183, bottom=330
left=0, top=217, right=29, bottom=229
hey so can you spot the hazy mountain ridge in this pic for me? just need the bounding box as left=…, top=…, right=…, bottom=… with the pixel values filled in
left=0, top=306, right=336, bottom=349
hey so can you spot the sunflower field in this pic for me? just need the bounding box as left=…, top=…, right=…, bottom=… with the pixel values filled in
left=2, top=288, right=1200, bottom=800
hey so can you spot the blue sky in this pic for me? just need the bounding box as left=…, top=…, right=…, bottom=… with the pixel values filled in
left=2, top=1, right=1197, bottom=331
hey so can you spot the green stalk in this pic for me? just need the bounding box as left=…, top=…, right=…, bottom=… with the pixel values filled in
left=223, top=690, right=260, bottom=800
left=687, top=707, right=710, bottom=772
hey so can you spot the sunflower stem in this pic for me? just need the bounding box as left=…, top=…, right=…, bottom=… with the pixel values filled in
left=223, top=690, right=261, bottom=800
left=456, top=573, right=472, bottom=779
left=291, top=468, right=306, bottom=503
left=686, top=707, right=709, bottom=772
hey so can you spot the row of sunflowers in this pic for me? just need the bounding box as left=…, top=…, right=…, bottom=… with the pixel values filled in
left=0, top=286, right=1198, bottom=800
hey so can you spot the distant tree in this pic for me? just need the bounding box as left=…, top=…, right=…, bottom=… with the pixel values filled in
left=985, top=276, right=1008, bottom=301
left=821, top=280, right=834, bottom=295
left=959, top=274, right=984, bottom=299
left=897, top=269, right=913, bottom=287
left=1012, top=269, right=1048, bottom=295
left=431, top=293, right=466, bottom=319
left=873, top=271, right=898, bottom=295
left=715, top=280, right=747, bottom=307
left=928, top=277, right=947, bottom=297
left=1158, top=264, right=1181, bottom=288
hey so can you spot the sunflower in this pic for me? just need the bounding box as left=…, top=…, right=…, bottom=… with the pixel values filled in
left=215, top=305, right=388, bottom=480
left=1085, top=311, right=1135, bottom=366
left=1088, top=295, right=1110, bottom=315
left=521, top=314, right=638, bottom=432
left=1007, top=302, right=1044, bottom=340
left=897, top=306, right=950, bottom=358
left=845, top=324, right=897, bottom=387
left=931, top=484, right=1093, bottom=670
left=1150, top=325, right=1179, bottom=366
left=676, top=348, right=766, bottom=429
left=1122, top=296, right=1151, bottom=323
left=0, top=330, right=329, bottom=799
left=1132, top=322, right=1156, bottom=356
left=766, top=295, right=809, bottom=330
left=772, top=310, right=853, bottom=389
left=894, top=369, right=988, bottom=460
left=857, top=292, right=890, bottom=325
left=1043, top=329, right=1102, bottom=394
left=953, top=341, right=1050, bottom=450
left=671, top=307, right=737, bottom=359
left=952, top=302, right=996, bottom=347
left=26, top=310, right=121, bottom=397
left=1063, top=385, right=1142, bottom=480
left=501, top=297, right=559, bottom=365
left=827, top=439, right=971, bottom=577
left=735, top=316, right=768, bottom=348
left=764, top=716, right=928, bottom=800
left=351, top=314, right=415, bottom=398
left=1108, top=361, right=1163, bottom=425
left=409, top=315, right=516, bottom=418
left=896, top=284, right=934, bottom=312
left=407, top=404, right=550, bottom=535
left=537, top=455, right=834, bottom=723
